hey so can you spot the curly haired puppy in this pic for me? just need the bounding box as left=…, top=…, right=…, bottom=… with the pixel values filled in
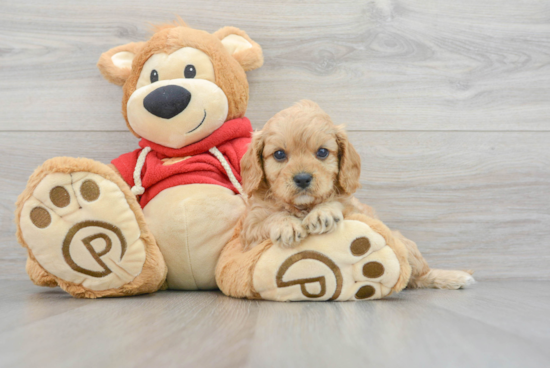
left=240, top=100, right=475, bottom=289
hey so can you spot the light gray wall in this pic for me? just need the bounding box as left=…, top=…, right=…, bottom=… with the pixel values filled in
left=1, top=0, right=549, bottom=280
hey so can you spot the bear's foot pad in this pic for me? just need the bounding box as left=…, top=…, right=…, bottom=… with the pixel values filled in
left=19, top=172, right=146, bottom=291
left=253, top=220, right=401, bottom=301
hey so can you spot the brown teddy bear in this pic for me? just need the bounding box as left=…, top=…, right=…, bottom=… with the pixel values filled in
left=15, top=20, right=264, bottom=298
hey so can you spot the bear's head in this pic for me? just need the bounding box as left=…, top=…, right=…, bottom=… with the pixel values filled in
left=97, top=20, right=263, bottom=149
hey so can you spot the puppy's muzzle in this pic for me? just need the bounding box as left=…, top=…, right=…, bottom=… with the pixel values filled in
left=143, top=85, right=192, bottom=119
left=293, top=172, right=313, bottom=189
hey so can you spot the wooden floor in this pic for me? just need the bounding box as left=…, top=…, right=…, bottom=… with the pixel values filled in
left=0, top=280, right=548, bottom=368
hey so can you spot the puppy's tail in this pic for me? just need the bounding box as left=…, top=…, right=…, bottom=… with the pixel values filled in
left=408, top=269, right=476, bottom=290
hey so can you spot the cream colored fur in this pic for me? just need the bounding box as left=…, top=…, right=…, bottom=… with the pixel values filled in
left=143, top=184, right=246, bottom=290
left=19, top=172, right=148, bottom=290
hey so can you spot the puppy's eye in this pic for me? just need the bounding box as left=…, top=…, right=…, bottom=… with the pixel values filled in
left=316, top=148, right=329, bottom=160
left=184, top=65, right=196, bottom=78
left=150, top=69, right=159, bottom=83
left=273, top=150, right=287, bottom=162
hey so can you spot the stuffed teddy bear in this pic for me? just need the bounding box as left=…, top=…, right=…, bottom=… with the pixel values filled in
left=14, top=19, right=419, bottom=301
left=15, top=20, right=264, bottom=297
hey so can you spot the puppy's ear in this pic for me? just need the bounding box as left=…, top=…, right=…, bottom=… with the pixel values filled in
left=97, top=42, right=145, bottom=86
left=214, top=27, right=264, bottom=71
left=241, top=131, right=266, bottom=195
left=335, top=126, right=361, bottom=195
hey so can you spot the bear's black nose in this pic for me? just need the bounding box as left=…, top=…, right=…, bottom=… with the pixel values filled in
left=293, top=173, right=313, bottom=189
left=143, top=85, right=191, bottom=119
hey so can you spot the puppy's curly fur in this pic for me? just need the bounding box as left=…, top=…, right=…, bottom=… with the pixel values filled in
left=240, top=100, right=475, bottom=289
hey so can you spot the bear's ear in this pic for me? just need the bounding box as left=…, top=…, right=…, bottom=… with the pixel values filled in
left=97, top=42, right=145, bottom=86
left=214, top=27, right=264, bottom=71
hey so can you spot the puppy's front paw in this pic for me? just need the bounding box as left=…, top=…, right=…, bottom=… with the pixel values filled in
left=303, top=207, right=343, bottom=235
left=270, top=217, right=307, bottom=248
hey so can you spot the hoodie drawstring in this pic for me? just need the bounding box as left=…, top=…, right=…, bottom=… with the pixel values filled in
left=130, top=146, right=244, bottom=197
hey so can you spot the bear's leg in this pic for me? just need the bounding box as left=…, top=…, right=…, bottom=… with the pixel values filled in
left=217, top=217, right=411, bottom=301
left=345, top=214, right=412, bottom=293
left=216, top=226, right=271, bottom=299
left=15, top=157, right=167, bottom=298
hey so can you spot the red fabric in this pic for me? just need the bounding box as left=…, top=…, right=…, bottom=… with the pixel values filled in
left=112, top=117, right=252, bottom=208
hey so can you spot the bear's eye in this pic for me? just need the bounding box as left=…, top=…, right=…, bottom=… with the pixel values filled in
left=316, top=148, right=329, bottom=160
left=150, top=70, right=159, bottom=83
left=184, top=65, right=196, bottom=78
left=273, top=150, right=287, bottom=162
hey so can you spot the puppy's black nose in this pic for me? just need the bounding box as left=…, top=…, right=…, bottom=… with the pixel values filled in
left=293, top=173, right=313, bottom=189
left=143, top=85, right=191, bottom=119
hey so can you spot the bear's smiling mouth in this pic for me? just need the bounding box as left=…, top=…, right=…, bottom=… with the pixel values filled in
left=186, top=110, right=207, bottom=134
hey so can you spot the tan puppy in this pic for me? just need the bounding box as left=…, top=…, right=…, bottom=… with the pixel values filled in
left=240, top=100, right=474, bottom=289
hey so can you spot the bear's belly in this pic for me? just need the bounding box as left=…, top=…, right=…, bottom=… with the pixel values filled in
left=143, top=184, right=245, bottom=290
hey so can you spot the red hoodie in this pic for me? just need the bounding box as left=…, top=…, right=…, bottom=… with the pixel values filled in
left=112, top=117, right=252, bottom=208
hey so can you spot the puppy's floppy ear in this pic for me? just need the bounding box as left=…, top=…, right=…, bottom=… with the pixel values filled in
left=214, top=26, right=264, bottom=71
left=241, top=131, right=266, bottom=195
left=335, top=125, right=361, bottom=195
left=97, top=42, right=145, bottom=86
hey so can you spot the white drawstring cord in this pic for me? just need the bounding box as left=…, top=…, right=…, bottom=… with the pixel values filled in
left=130, top=146, right=244, bottom=197
left=130, top=146, right=151, bottom=196
left=209, top=146, right=245, bottom=195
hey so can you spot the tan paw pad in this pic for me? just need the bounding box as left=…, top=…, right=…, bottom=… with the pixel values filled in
left=19, top=173, right=146, bottom=291
left=253, top=220, right=402, bottom=302
left=353, top=283, right=380, bottom=300
left=352, top=246, right=400, bottom=288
